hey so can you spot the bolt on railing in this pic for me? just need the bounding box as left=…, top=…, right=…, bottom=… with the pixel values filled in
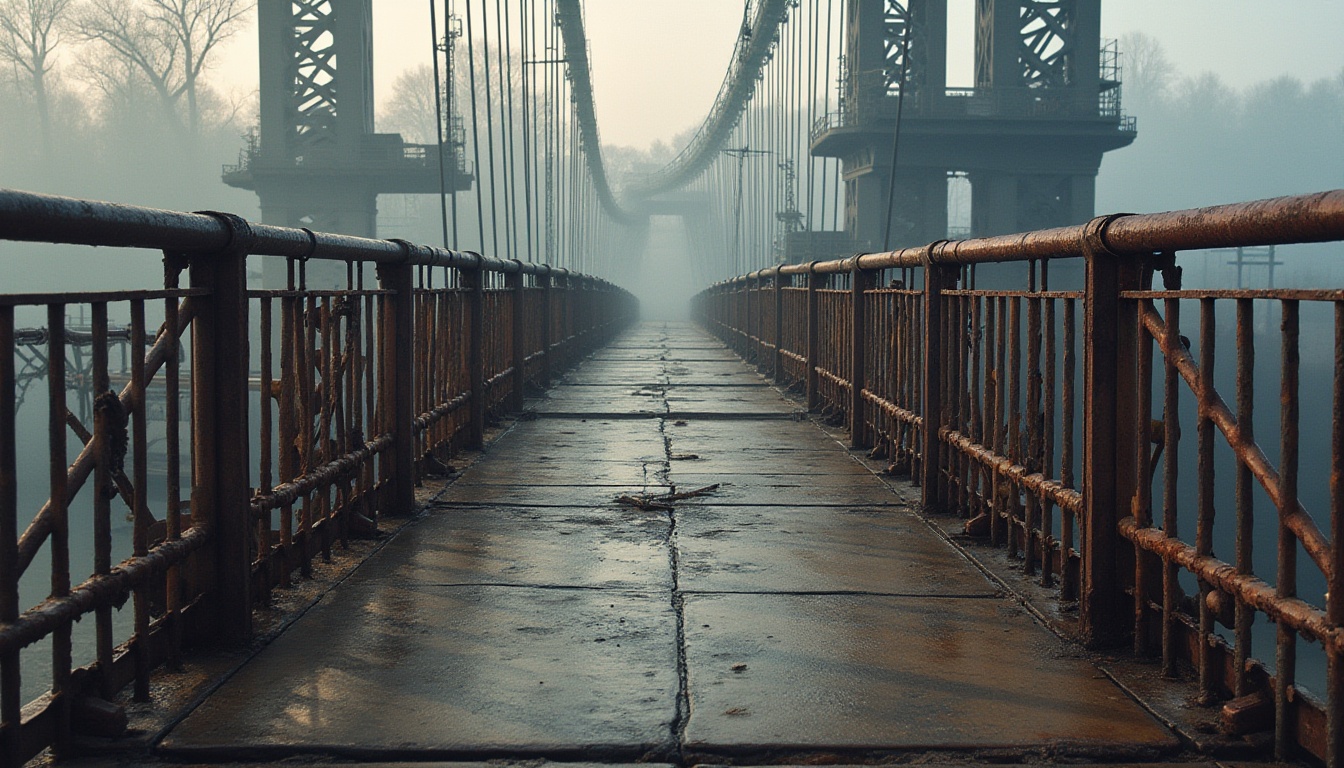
left=0, top=188, right=637, bottom=766
left=695, top=190, right=1344, bottom=767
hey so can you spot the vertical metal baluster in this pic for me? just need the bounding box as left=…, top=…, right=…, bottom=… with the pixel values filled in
left=943, top=289, right=956, bottom=506
left=993, top=296, right=1007, bottom=546
left=330, top=299, right=347, bottom=545
left=1234, top=298, right=1255, bottom=696
left=91, top=302, right=113, bottom=698
left=887, top=288, right=898, bottom=459
left=958, top=293, right=972, bottom=517
left=259, top=297, right=274, bottom=598
left=300, top=292, right=316, bottom=575
left=0, top=305, right=19, bottom=767
left=414, top=288, right=426, bottom=469
left=1008, top=295, right=1021, bottom=559
left=1061, top=297, right=1077, bottom=601
left=1135, top=301, right=1154, bottom=656
left=130, top=300, right=150, bottom=701
left=1026, top=294, right=1042, bottom=575
left=47, top=303, right=72, bottom=751
left=1328, top=299, right=1344, bottom=768
left=278, top=288, right=295, bottom=585
left=971, top=295, right=983, bottom=518
left=913, top=286, right=924, bottom=468
left=336, top=299, right=352, bottom=546
left=915, top=286, right=925, bottom=478
left=1276, top=298, right=1299, bottom=759
left=320, top=296, right=334, bottom=561
left=436, top=289, right=448, bottom=453
left=351, top=287, right=368, bottom=524
left=366, top=291, right=378, bottom=514
left=897, top=290, right=908, bottom=465
left=1162, top=297, right=1180, bottom=678
left=164, top=287, right=183, bottom=666
left=1043, top=292, right=1057, bottom=587
left=1197, top=298, right=1216, bottom=701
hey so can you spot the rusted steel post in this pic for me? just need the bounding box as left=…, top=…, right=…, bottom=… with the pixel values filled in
left=508, top=264, right=526, bottom=411
left=540, top=267, right=553, bottom=388
left=773, top=270, right=784, bottom=383
left=1080, top=215, right=1142, bottom=648
left=1330, top=301, right=1344, bottom=768
left=806, top=263, right=821, bottom=411
left=466, top=260, right=486, bottom=448
left=377, top=255, right=416, bottom=515
left=1277, top=299, right=1300, bottom=761
left=758, top=274, right=768, bottom=368
left=921, top=246, right=955, bottom=511
left=0, top=306, right=17, bottom=767
left=188, top=212, right=253, bottom=642
left=850, top=261, right=873, bottom=449
left=756, top=274, right=767, bottom=368
left=745, top=276, right=756, bottom=362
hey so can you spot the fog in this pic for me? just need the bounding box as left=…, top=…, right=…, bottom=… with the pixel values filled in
left=0, top=0, right=1342, bottom=705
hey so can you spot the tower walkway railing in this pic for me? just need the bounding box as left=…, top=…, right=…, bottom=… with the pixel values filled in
left=0, top=189, right=637, bottom=765
left=694, top=190, right=1344, bottom=767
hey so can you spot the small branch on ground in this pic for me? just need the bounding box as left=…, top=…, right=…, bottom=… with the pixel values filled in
left=614, top=483, right=720, bottom=510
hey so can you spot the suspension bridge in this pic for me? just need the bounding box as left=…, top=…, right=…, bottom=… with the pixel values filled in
left=1, top=2, right=1343, bottom=767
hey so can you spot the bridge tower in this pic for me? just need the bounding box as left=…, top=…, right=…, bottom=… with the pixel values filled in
left=811, top=0, right=1136, bottom=254
left=223, top=0, right=472, bottom=282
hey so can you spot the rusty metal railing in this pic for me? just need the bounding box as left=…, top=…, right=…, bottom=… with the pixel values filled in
left=0, top=189, right=636, bottom=765
left=695, top=190, right=1344, bottom=766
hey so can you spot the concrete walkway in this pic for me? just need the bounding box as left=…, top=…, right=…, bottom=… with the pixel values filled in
left=160, top=321, right=1176, bottom=763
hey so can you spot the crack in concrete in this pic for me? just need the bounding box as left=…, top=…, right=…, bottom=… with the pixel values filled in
left=655, top=329, right=693, bottom=766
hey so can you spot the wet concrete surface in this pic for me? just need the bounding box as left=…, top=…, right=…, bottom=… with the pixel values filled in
left=675, top=505, right=1000, bottom=595
left=683, top=593, right=1171, bottom=751
left=161, top=321, right=1178, bottom=762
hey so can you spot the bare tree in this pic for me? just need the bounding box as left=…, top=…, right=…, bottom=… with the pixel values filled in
left=380, top=64, right=438, bottom=144
left=73, top=0, right=251, bottom=138
left=0, top=0, right=75, bottom=155
left=1119, top=31, right=1175, bottom=106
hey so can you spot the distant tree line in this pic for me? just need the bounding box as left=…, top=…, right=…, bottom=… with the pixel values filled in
left=0, top=0, right=254, bottom=208
left=1106, top=32, right=1343, bottom=214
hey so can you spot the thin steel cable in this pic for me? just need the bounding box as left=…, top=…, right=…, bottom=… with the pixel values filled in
left=447, top=0, right=459, bottom=245
left=430, top=0, right=450, bottom=248
left=520, top=0, right=535, bottom=262
left=465, top=1, right=487, bottom=250
left=480, top=0, right=501, bottom=257
left=497, top=0, right=517, bottom=261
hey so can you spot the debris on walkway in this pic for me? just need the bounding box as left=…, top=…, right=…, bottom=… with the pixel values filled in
left=615, top=483, right=720, bottom=511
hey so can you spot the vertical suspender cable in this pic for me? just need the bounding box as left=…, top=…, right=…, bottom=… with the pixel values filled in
left=430, top=0, right=450, bottom=248
left=447, top=0, right=460, bottom=246
left=819, top=0, right=833, bottom=233
left=497, top=0, right=517, bottom=262
left=480, top=0, right=501, bottom=257
left=801, top=0, right=811, bottom=234
left=529, top=0, right=540, bottom=260
left=520, top=0, right=536, bottom=262
left=833, top=0, right=845, bottom=233
left=465, top=1, right=488, bottom=250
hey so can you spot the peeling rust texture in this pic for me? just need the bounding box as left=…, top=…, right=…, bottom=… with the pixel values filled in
left=696, top=188, right=1344, bottom=768
left=0, top=187, right=639, bottom=766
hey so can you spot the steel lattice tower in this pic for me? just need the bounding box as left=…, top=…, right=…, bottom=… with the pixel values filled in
left=224, top=0, right=472, bottom=284
left=812, top=0, right=1136, bottom=255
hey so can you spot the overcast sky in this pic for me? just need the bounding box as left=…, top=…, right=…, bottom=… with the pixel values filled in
left=212, top=1, right=1344, bottom=150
